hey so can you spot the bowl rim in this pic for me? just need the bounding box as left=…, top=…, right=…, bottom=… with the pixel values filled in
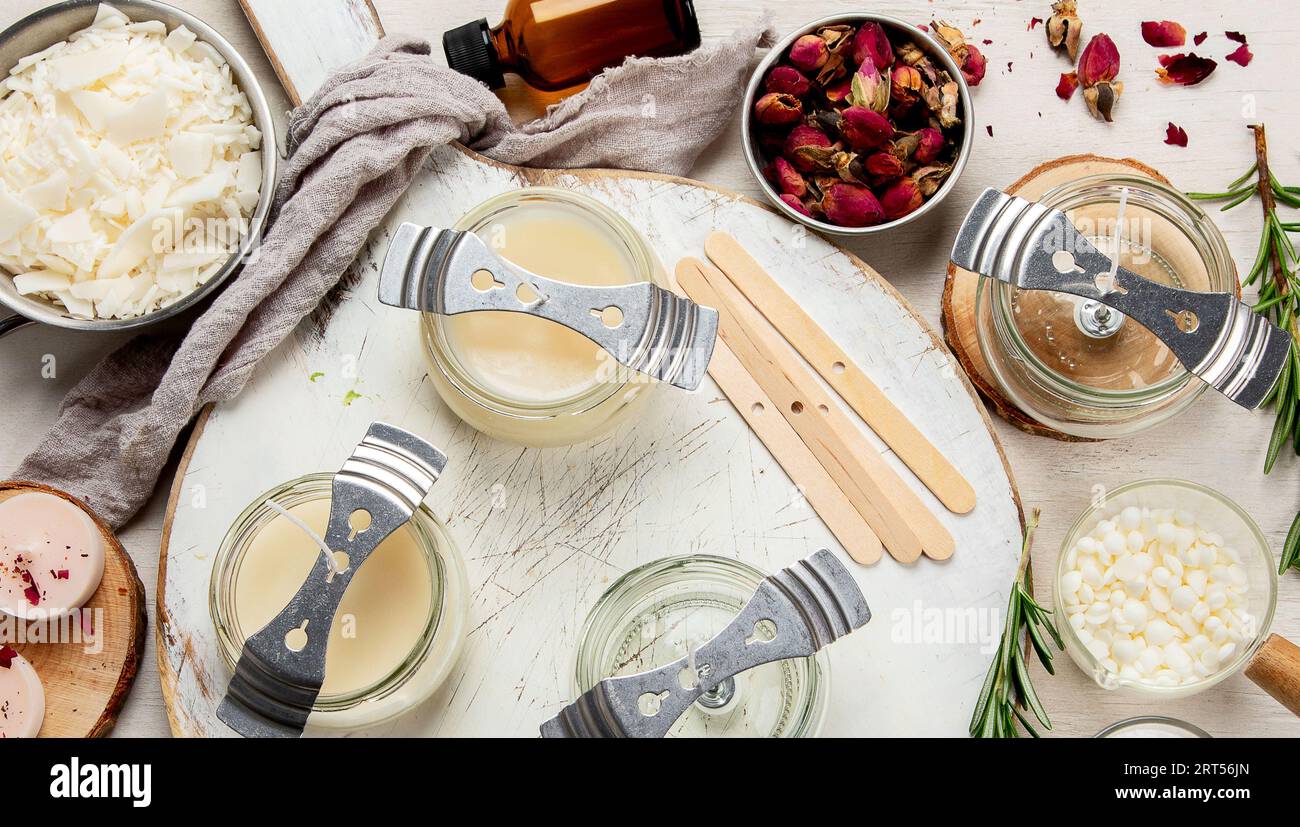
left=0, top=0, right=279, bottom=333
left=1053, top=477, right=1279, bottom=697
left=740, top=13, right=975, bottom=236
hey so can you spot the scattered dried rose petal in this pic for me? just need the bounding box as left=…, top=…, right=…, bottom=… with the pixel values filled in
left=1226, top=31, right=1247, bottom=43
left=1226, top=44, right=1253, bottom=66
left=1156, top=52, right=1217, bottom=85
left=56, top=569, right=69, bottom=580
left=986, top=125, right=993, bottom=137
left=1164, top=122, right=1188, bottom=146
left=1029, top=17, right=1044, bottom=30
left=982, top=38, right=993, bottom=45
left=1056, top=71, right=1079, bottom=100
left=1141, top=21, right=1187, bottom=47
left=0, top=645, right=16, bottom=669
left=1193, top=32, right=1208, bottom=46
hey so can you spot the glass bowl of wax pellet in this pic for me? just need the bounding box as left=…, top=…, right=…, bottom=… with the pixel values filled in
left=1054, top=479, right=1276, bottom=700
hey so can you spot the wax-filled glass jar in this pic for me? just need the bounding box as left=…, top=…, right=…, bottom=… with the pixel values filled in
left=573, top=555, right=829, bottom=738
left=421, top=188, right=666, bottom=447
left=210, top=474, right=468, bottom=731
left=975, top=175, right=1238, bottom=438
left=1095, top=716, right=1210, bottom=738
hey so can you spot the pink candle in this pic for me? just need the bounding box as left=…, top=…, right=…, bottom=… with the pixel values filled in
left=0, top=492, right=105, bottom=619
left=0, top=645, right=44, bottom=738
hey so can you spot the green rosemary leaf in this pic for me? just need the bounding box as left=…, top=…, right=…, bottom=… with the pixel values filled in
left=1011, top=703, right=1041, bottom=738
left=1229, top=163, right=1259, bottom=191
left=1012, top=643, right=1052, bottom=728
left=1281, top=510, right=1300, bottom=574
left=1025, top=619, right=1056, bottom=675
left=1265, top=389, right=1294, bottom=473
left=1220, top=185, right=1258, bottom=211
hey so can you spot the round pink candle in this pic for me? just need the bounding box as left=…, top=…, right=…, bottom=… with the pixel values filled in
left=0, top=646, right=45, bottom=737
left=0, top=492, right=105, bottom=619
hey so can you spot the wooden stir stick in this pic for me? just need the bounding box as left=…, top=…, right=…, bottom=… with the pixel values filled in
left=707, top=343, right=884, bottom=565
left=705, top=231, right=976, bottom=514
left=679, top=258, right=953, bottom=561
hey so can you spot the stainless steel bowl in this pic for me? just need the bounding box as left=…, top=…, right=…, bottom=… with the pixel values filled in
left=741, top=14, right=974, bottom=237
left=0, top=0, right=278, bottom=337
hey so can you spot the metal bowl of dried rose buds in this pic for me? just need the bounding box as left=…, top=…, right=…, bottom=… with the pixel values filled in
left=742, top=14, right=976, bottom=235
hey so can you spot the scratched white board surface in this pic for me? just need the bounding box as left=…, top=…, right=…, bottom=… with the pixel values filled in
left=158, top=142, right=1022, bottom=736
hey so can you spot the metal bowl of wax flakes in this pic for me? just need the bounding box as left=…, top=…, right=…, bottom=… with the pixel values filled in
left=741, top=14, right=974, bottom=236
left=0, top=0, right=278, bottom=338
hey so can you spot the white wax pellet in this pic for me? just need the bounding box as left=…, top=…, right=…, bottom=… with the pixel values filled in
left=1119, top=507, right=1142, bottom=529
left=1148, top=587, right=1171, bottom=613
left=1112, top=638, right=1141, bottom=664
left=1207, top=590, right=1228, bottom=611
left=1173, top=612, right=1200, bottom=637
left=1076, top=628, right=1093, bottom=645
left=1173, top=527, right=1195, bottom=553
left=1085, top=603, right=1110, bottom=624
left=1078, top=582, right=1094, bottom=604
left=1145, top=619, right=1176, bottom=646
left=1060, top=570, right=1083, bottom=595
left=1121, top=599, right=1148, bottom=627
left=1137, top=646, right=1164, bottom=673
left=1164, top=554, right=1183, bottom=578
left=1175, top=510, right=1195, bottom=526
left=1198, top=647, right=1220, bottom=669
left=1104, top=531, right=1126, bottom=555
left=1081, top=560, right=1102, bottom=587
left=1065, top=547, right=1079, bottom=569
left=1228, top=564, right=1248, bottom=587
left=1163, top=643, right=1193, bottom=674
left=1187, top=634, right=1211, bottom=655
left=1217, top=642, right=1237, bottom=663
left=1186, top=570, right=1208, bottom=596
left=1190, top=601, right=1211, bottom=623
left=1069, top=612, right=1086, bottom=631
left=1109, top=590, right=1126, bottom=607
left=1095, top=520, right=1117, bottom=538
left=1086, top=640, right=1109, bottom=661
left=1120, top=665, right=1142, bottom=681
left=1197, top=545, right=1217, bottom=567
left=1113, top=556, right=1139, bottom=583
left=1151, top=566, right=1172, bottom=588
left=1171, top=585, right=1197, bottom=611
left=1126, top=531, right=1144, bottom=552
left=1156, top=523, right=1176, bottom=544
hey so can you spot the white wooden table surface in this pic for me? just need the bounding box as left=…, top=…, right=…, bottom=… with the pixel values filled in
left=3, top=0, right=1299, bottom=738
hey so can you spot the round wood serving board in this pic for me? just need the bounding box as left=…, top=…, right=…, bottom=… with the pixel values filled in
left=158, top=145, right=1024, bottom=737
left=0, top=482, right=146, bottom=737
left=941, top=154, right=1170, bottom=442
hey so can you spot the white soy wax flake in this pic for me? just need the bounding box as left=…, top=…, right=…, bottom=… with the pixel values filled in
left=1060, top=503, right=1258, bottom=687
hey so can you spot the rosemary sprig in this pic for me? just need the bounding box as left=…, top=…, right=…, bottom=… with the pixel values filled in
left=1188, top=125, right=1300, bottom=576
left=969, top=509, right=1062, bottom=738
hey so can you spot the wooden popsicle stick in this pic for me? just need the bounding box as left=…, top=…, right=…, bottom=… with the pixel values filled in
left=705, top=231, right=977, bottom=515
left=707, top=343, right=884, bottom=565
left=680, top=258, right=953, bottom=561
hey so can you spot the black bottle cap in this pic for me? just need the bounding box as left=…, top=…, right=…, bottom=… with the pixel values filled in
left=443, top=19, right=506, bottom=89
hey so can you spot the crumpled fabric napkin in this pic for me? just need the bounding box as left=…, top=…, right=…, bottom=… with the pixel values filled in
left=14, top=24, right=773, bottom=529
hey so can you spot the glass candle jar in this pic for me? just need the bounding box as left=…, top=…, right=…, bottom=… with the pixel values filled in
left=421, top=188, right=666, bottom=447
left=975, top=174, right=1237, bottom=438
left=1055, top=479, right=1276, bottom=701
left=573, top=555, right=829, bottom=738
left=1095, top=716, right=1210, bottom=738
left=210, top=474, right=469, bottom=731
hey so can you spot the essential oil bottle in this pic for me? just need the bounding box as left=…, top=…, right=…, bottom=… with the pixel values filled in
left=444, top=0, right=701, bottom=92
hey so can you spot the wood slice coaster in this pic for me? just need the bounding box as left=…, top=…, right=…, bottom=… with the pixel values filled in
left=940, top=154, right=1169, bottom=442
left=0, top=482, right=146, bottom=737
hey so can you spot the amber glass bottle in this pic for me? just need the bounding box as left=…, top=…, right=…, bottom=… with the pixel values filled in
left=444, top=0, right=701, bottom=91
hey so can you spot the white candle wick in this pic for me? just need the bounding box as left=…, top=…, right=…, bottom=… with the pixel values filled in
left=264, top=499, right=340, bottom=575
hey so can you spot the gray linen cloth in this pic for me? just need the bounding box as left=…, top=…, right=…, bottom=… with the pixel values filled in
left=14, top=26, right=773, bottom=528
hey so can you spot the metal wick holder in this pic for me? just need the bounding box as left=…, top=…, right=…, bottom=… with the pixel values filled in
left=952, top=188, right=1290, bottom=409
left=217, top=423, right=447, bottom=738
left=540, top=550, right=870, bottom=738
left=378, top=223, right=719, bottom=392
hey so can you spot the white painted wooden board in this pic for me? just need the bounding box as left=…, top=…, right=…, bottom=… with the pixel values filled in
left=6, top=0, right=1300, bottom=738
left=159, top=145, right=1021, bottom=736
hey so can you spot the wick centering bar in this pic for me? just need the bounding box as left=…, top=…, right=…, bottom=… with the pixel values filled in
left=217, top=423, right=447, bottom=737
left=952, top=188, right=1290, bottom=409
left=379, top=223, right=719, bottom=392
left=541, top=550, right=870, bottom=738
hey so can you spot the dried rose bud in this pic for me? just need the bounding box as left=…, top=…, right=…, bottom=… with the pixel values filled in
left=1047, top=0, right=1083, bottom=62
left=818, top=24, right=856, bottom=56
left=821, top=182, right=885, bottom=227
left=1078, top=33, right=1120, bottom=86
left=931, top=20, right=985, bottom=87
left=754, top=92, right=803, bottom=126
left=912, top=164, right=952, bottom=197
left=879, top=178, right=923, bottom=220
left=1078, top=34, right=1123, bottom=121
left=765, top=65, right=811, bottom=97
left=896, top=41, right=926, bottom=66
left=784, top=124, right=836, bottom=172
left=1155, top=52, right=1216, bottom=85
left=913, top=127, right=945, bottom=165
left=1141, top=21, right=1186, bottom=47
left=1056, top=70, right=1079, bottom=100
left=773, top=156, right=807, bottom=197
left=891, top=131, right=921, bottom=161
left=890, top=65, right=925, bottom=111
left=839, top=106, right=893, bottom=152
left=865, top=151, right=905, bottom=181
left=852, top=22, right=894, bottom=69
left=780, top=193, right=812, bottom=217
left=789, top=34, right=829, bottom=73
left=922, top=76, right=962, bottom=128
left=849, top=55, right=891, bottom=113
